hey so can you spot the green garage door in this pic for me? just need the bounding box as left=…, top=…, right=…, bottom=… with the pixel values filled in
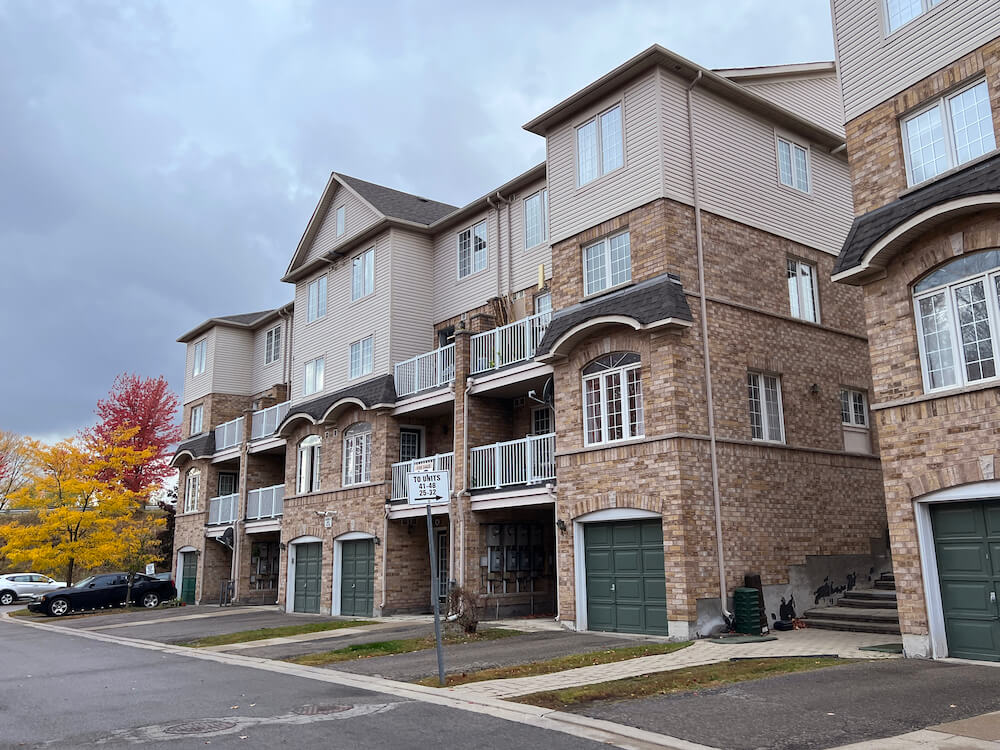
left=931, top=501, right=1000, bottom=661
left=180, top=551, right=197, bottom=605
left=293, top=542, right=322, bottom=614
left=585, top=520, right=668, bottom=635
left=341, top=539, right=375, bottom=617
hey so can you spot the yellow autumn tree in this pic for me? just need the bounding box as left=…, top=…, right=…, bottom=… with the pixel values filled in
left=0, top=428, right=159, bottom=586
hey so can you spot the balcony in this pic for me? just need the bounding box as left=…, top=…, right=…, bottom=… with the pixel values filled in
left=247, top=484, right=284, bottom=520
left=471, top=312, right=551, bottom=375
left=251, top=401, right=290, bottom=440
left=469, top=434, right=556, bottom=490
left=394, top=344, right=456, bottom=398
left=390, top=452, right=455, bottom=502
left=214, top=417, right=243, bottom=451
left=208, top=493, right=239, bottom=525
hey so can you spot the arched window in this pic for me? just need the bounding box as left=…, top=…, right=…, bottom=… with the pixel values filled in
left=582, top=352, right=644, bottom=446
left=184, top=469, right=201, bottom=513
left=297, top=435, right=321, bottom=494
left=913, top=249, right=1000, bottom=391
left=343, top=423, right=372, bottom=486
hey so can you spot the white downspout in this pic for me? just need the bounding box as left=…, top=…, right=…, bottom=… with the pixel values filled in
left=686, top=71, right=731, bottom=620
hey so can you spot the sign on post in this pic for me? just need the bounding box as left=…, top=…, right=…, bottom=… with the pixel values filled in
left=406, top=470, right=450, bottom=505
left=145, top=563, right=155, bottom=576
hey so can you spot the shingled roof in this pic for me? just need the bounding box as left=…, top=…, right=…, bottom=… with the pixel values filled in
left=171, top=432, right=215, bottom=465
left=279, top=374, right=397, bottom=428
left=834, top=154, right=1000, bottom=278
left=336, top=173, right=458, bottom=226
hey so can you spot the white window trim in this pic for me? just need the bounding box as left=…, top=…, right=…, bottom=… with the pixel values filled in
left=581, top=358, right=644, bottom=447
left=349, top=336, right=374, bottom=380
left=192, top=339, right=207, bottom=377
left=913, top=263, right=1000, bottom=393
left=901, top=78, right=996, bottom=187
left=840, top=388, right=870, bottom=428
left=575, top=102, right=625, bottom=189
left=190, top=404, right=203, bottom=435
left=456, top=219, right=489, bottom=280
left=351, top=247, right=375, bottom=302
left=342, top=424, right=372, bottom=487
left=264, top=325, right=281, bottom=364
left=296, top=436, right=321, bottom=495
left=883, top=0, right=945, bottom=36
left=775, top=134, right=812, bottom=194
left=522, top=188, right=549, bottom=250
left=335, top=205, right=346, bottom=237
left=307, top=274, right=328, bottom=324
left=304, top=356, right=325, bottom=396
left=582, top=230, right=632, bottom=297
left=787, top=257, right=821, bottom=323
left=748, top=371, right=786, bottom=444
left=184, top=469, right=200, bottom=513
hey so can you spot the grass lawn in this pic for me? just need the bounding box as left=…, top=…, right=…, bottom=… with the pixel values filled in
left=415, top=641, right=692, bottom=688
left=285, top=627, right=522, bottom=666
left=180, top=619, right=376, bottom=648
left=513, top=657, right=851, bottom=710
left=7, top=603, right=182, bottom=620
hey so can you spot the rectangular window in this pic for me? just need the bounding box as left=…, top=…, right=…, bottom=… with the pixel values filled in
left=777, top=137, right=810, bottom=192
left=577, top=104, right=624, bottom=186
left=336, top=205, right=345, bottom=237
left=457, top=220, right=488, bottom=279
left=184, top=472, right=200, bottom=513
left=192, top=339, right=207, bottom=376
left=523, top=189, right=548, bottom=249
left=307, top=275, right=327, bottom=322
left=583, top=231, right=631, bottom=296
left=399, top=428, right=422, bottom=462
left=840, top=388, right=869, bottom=427
left=350, top=336, right=373, bottom=379
left=217, top=472, right=237, bottom=496
left=885, top=0, right=943, bottom=33
left=352, top=247, right=375, bottom=301
left=534, top=291, right=552, bottom=315
left=903, top=80, right=996, bottom=186
left=264, top=325, right=281, bottom=364
left=747, top=372, right=784, bottom=443
left=190, top=405, right=203, bottom=434
left=582, top=355, right=644, bottom=446
left=787, top=258, right=820, bottom=323
left=531, top=406, right=553, bottom=436
left=304, top=357, right=325, bottom=396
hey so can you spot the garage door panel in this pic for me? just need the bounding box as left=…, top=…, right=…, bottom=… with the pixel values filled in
left=612, top=523, right=641, bottom=546
left=588, top=576, right=614, bottom=600
left=644, top=604, right=668, bottom=632
left=991, top=543, right=1000, bottom=576
left=934, top=506, right=985, bottom=537
left=615, top=578, right=643, bottom=600
left=642, top=549, right=665, bottom=573
left=985, top=505, right=1000, bottom=536
left=940, top=580, right=996, bottom=616
left=642, top=577, right=668, bottom=602
left=613, top=549, right=641, bottom=573
left=945, top=620, right=1000, bottom=661
left=586, top=524, right=612, bottom=547
left=936, top=543, right=990, bottom=575
left=640, top=521, right=664, bottom=545
left=588, top=603, right=615, bottom=631
left=586, top=549, right=612, bottom=569
left=615, top=605, right=643, bottom=631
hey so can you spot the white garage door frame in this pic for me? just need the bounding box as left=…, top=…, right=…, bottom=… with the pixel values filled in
left=284, top=536, right=324, bottom=614
left=331, top=531, right=376, bottom=617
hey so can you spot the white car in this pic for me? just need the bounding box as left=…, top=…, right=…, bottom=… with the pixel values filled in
left=0, top=573, right=66, bottom=605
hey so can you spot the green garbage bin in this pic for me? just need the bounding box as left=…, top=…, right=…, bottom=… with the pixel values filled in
left=733, top=587, right=762, bottom=636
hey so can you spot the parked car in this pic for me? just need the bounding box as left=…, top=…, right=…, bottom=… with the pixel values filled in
left=0, top=573, right=66, bottom=605
left=27, top=573, right=177, bottom=616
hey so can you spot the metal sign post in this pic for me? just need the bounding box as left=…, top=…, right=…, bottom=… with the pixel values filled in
left=406, top=470, right=450, bottom=687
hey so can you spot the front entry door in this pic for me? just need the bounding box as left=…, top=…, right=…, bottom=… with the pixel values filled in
left=585, top=520, right=668, bottom=635
left=341, top=539, right=375, bottom=617
left=293, top=542, right=322, bottom=614
left=180, top=552, right=197, bottom=604
left=931, top=501, right=1000, bottom=661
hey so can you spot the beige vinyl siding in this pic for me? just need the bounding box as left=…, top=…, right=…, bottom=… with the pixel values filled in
left=182, top=328, right=215, bottom=405
left=250, top=318, right=287, bottom=395
left=547, top=69, right=662, bottom=244
left=691, top=87, right=854, bottom=256
left=659, top=68, right=696, bottom=206
left=304, top=185, right=381, bottom=265
left=739, top=75, right=845, bottom=134
left=507, top=177, right=553, bottom=294
left=290, top=230, right=392, bottom=404
left=211, top=327, right=254, bottom=396
left=389, top=228, right=436, bottom=364
left=431, top=209, right=499, bottom=324
left=834, top=0, right=1000, bottom=121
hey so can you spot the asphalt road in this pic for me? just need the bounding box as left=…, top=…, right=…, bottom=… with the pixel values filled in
left=0, top=616, right=609, bottom=750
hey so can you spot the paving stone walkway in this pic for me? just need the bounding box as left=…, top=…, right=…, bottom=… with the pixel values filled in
left=450, top=628, right=901, bottom=699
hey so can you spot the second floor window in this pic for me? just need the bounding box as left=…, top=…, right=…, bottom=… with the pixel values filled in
left=352, top=247, right=375, bottom=301
left=840, top=388, right=869, bottom=428
left=523, top=189, right=548, bottom=249
left=885, top=0, right=943, bottom=33
left=583, top=352, right=644, bottom=446
left=583, top=231, right=631, bottom=296
left=458, top=220, right=488, bottom=279
left=343, top=423, right=372, bottom=486
left=307, top=275, right=327, bottom=322
left=190, top=404, right=203, bottom=435
left=787, top=258, right=819, bottom=323
left=903, top=80, right=996, bottom=186
left=336, top=205, right=345, bottom=237
left=304, top=357, right=325, bottom=396
left=184, top=469, right=200, bottom=513
left=192, top=339, right=207, bottom=376
left=577, top=104, right=624, bottom=186
left=297, top=435, right=321, bottom=494
left=265, top=325, right=281, bottom=364
left=532, top=406, right=553, bottom=436
left=350, top=336, right=373, bottom=379
left=535, top=291, right=552, bottom=315
left=777, top=137, right=810, bottom=192
left=748, top=372, right=784, bottom=443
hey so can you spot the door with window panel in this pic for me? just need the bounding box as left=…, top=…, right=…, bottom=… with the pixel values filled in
left=399, top=428, right=422, bottom=463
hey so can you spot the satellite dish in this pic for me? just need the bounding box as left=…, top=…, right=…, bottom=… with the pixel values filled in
left=541, top=377, right=554, bottom=407
left=219, top=526, right=235, bottom=550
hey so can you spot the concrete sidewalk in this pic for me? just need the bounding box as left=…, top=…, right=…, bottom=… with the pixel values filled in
left=835, top=710, right=1000, bottom=748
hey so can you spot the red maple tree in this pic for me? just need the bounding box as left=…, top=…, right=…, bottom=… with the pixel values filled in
left=91, top=374, right=181, bottom=494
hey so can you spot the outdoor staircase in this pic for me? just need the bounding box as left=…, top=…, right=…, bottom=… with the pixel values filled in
left=802, top=573, right=901, bottom=635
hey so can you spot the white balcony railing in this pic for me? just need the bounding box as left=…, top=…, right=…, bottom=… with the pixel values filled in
left=469, top=434, right=556, bottom=490
left=247, top=484, right=284, bottom=520
left=394, top=344, right=456, bottom=398
left=470, top=311, right=551, bottom=374
left=391, top=452, right=455, bottom=501
left=214, top=417, right=243, bottom=451
left=208, top=493, right=239, bottom=525
left=251, top=401, right=290, bottom=440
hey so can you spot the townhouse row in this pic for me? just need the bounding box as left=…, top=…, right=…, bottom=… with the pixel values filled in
left=170, top=44, right=889, bottom=638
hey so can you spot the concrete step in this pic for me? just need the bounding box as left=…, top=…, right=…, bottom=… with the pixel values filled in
left=803, top=617, right=901, bottom=635
left=804, top=605, right=900, bottom=623
left=880, top=573, right=895, bottom=582
left=838, top=595, right=898, bottom=610
left=874, top=580, right=897, bottom=590
left=843, top=588, right=897, bottom=600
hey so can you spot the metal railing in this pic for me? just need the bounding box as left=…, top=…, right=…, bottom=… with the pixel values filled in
left=214, top=417, right=243, bottom=451
left=470, top=311, right=551, bottom=374
left=469, top=434, right=556, bottom=490
left=208, top=493, right=239, bottom=525
left=394, top=344, right=456, bottom=397
left=390, top=452, right=455, bottom=501
left=251, top=401, right=290, bottom=440
left=246, top=484, right=284, bottom=520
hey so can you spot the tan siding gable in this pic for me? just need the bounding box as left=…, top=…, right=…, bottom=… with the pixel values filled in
left=182, top=328, right=215, bottom=405
left=740, top=75, right=845, bottom=134
left=211, top=327, right=254, bottom=396
left=389, top=228, right=436, bottom=365
left=431, top=209, right=499, bottom=324
left=251, top=318, right=287, bottom=395
left=508, top=177, right=553, bottom=294
left=303, top=184, right=381, bottom=266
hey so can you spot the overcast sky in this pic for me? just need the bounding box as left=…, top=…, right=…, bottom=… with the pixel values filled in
left=0, top=0, right=836, bottom=440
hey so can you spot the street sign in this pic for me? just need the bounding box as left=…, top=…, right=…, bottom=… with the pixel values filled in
left=145, top=563, right=155, bottom=576
left=406, top=470, right=450, bottom=505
